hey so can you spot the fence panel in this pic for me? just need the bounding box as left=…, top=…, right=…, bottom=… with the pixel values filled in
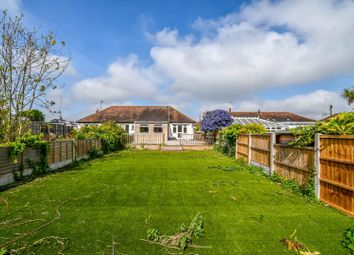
left=180, top=134, right=211, bottom=146
left=274, top=145, right=315, bottom=186
left=122, top=133, right=134, bottom=144
left=250, top=134, right=271, bottom=169
left=134, top=134, right=165, bottom=145
left=0, top=138, right=101, bottom=186
left=319, top=135, right=354, bottom=216
left=48, top=140, right=74, bottom=165
left=0, top=147, right=20, bottom=176
left=236, top=134, right=249, bottom=160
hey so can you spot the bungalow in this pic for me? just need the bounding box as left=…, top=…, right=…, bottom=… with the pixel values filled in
left=77, top=106, right=195, bottom=141
left=230, top=110, right=315, bottom=131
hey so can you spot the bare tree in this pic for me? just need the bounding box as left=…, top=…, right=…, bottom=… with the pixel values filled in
left=0, top=10, right=69, bottom=142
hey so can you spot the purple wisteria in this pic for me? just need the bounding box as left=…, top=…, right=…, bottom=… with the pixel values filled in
left=201, top=109, right=234, bottom=132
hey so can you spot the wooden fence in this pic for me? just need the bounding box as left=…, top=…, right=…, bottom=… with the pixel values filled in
left=47, top=138, right=101, bottom=165
left=0, top=147, right=40, bottom=184
left=236, top=133, right=354, bottom=217
left=319, top=135, right=354, bottom=216
left=0, top=138, right=101, bottom=187
left=250, top=134, right=272, bottom=172
left=122, top=133, right=134, bottom=144
left=133, top=133, right=166, bottom=145
left=236, top=134, right=250, bottom=161
left=122, top=132, right=214, bottom=146
left=274, top=145, right=314, bottom=186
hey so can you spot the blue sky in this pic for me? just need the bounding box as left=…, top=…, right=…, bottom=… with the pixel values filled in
left=2, top=0, right=354, bottom=120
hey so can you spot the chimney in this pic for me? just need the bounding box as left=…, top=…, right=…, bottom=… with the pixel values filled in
left=228, top=107, right=232, bottom=113
left=258, top=108, right=261, bottom=117
left=329, top=104, right=333, bottom=116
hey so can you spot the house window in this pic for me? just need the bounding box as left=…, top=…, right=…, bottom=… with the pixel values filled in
left=178, top=125, right=182, bottom=133
left=183, top=125, right=187, bottom=133
left=140, top=126, right=149, bottom=133
left=125, top=125, right=129, bottom=132
left=173, top=125, right=176, bottom=133
left=154, top=127, right=163, bottom=133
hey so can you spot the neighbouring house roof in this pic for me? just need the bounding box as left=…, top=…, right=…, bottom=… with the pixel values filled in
left=233, top=117, right=285, bottom=129
left=230, top=112, right=315, bottom=122
left=77, top=106, right=195, bottom=123
left=320, top=113, right=341, bottom=122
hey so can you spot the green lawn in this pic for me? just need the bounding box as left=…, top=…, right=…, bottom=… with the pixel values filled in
left=1, top=150, right=353, bottom=254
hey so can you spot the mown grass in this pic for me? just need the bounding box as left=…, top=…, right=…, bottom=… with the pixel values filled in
left=0, top=150, right=353, bottom=254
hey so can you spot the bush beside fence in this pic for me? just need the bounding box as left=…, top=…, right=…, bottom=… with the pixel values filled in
left=236, top=133, right=354, bottom=217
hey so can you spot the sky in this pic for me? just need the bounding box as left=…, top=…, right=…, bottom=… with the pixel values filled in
left=1, top=0, right=354, bottom=121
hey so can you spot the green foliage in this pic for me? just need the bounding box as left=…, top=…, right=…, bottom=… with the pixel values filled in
left=291, top=112, right=354, bottom=147
left=20, top=109, right=45, bottom=121
left=342, top=227, right=354, bottom=254
left=194, top=122, right=201, bottom=131
left=146, top=212, right=204, bottom=252
left=239, top=123, right=267, bottom=134
left=88, top=146, right=100, bottom=159
left=235, top=160, right=317, bottom=202
left=342, top=86, right=354, bottom=105
left=6, top=133, right=47, bottom=161
left=73, top=122, right=125, bottom=153
left=290, top=125, right=317, bottom=147
left=0, top=248, right=7, bottom=255
left=216, top=123, right=266, bottom=156
left=317, top=112, right=354, bottom=135
left=147, top=228, right=160, bottom=241
left=4, top=133, right=49, bottom=179
left=188, top=212, right=204, bottom=238
left=13, top=163, right=24, bottom=181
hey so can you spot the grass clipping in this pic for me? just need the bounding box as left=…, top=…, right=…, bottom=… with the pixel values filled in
left=281, top=230, right=320, bottom=255
left=141, top=213, right=211, bottom=253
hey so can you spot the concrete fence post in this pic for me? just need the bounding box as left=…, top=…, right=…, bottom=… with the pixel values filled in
left=269, top=133, right=276, bottom=174
left=248, top=134, right=252, bottom=165
left=72, top=140, right=76, bottom=162
left=235, top=137, right=238, bottom=159
left=314, top=133, right=321, bottom=200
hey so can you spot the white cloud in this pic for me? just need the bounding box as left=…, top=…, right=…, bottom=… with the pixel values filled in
left=0, top=0, right=21, bottom=15
left=236, top=90, right=352, bottom=120
left=73, top=55, right=161, bottom=104
left=71, top=0, right=354, bottom=119
left=149, top=0, right=354, bottom=101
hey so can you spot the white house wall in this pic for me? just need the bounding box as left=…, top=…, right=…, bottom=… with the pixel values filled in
left=169, top=123, right=194, bottom=140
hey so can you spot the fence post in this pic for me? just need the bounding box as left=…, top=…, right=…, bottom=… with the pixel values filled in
left=235, top=137, right=238, bottom=159
left=269, top=133, right=276, bottom=174
left=248, top=134, right=252, bottom=165
left=52, top=142, right=55, bottom=163
left=59, top=141, right=62, bottom=162
left=314, top=133, right=321, bottom=200
left=72, top=140, right=76, bottom=162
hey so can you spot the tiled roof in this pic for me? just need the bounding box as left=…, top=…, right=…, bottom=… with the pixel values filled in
left=320, top=113, right=340, bottom=122
left=230, top=112, right=315, bottom=122
left=77, top=106, right=195, bottom=123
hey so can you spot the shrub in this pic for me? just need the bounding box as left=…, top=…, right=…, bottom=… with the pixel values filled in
left=239, top=123, right=267, bottom=134
left=2, top=133, right=49, bottom=178
left=73, top=122, right=125, bottom=153
left=342, top=227, right=354, bottom=254
left=216, top=123, right=266, bottom=156
left=291, top=112, right=354, bottom=147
